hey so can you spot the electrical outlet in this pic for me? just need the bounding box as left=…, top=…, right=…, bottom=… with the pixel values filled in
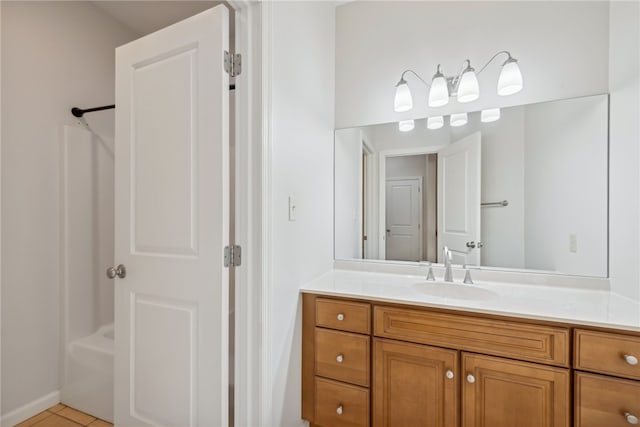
left=569, top=234, right=577, bottom=253
left=288, top=196, right=297, bottom=221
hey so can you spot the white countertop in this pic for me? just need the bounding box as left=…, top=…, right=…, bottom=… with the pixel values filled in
left=300, top=268, right=640, bottom=332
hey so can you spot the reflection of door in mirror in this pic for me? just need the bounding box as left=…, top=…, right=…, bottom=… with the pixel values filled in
left=362, top=149, right=366, bottom=257
left=437, top=131, right=482, bottom=266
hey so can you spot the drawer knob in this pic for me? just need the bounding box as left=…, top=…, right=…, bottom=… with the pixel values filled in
left=336, top=354, right=344, bottom=363
left=336, top=405, right=343, bottom=415
left=446, top=370, right=454, bottom=379
left=624, top=354, right=639, bottom=366
left=336, top=313, right=345, bottom=321
left=466, top=374, right=476, bottom=384
left=625, top=413, right=639, bottom=425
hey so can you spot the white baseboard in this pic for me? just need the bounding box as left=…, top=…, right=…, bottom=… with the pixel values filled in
left=1, top=390, right=60, bottom=427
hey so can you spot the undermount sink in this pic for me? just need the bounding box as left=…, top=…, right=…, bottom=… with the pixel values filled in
left=412, top=282, right=498, bottom=300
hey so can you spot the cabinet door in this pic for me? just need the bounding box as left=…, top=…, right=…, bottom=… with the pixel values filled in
left=461, top=353, right=569, bottom=427
left=373, top=338, right=458, bottom=427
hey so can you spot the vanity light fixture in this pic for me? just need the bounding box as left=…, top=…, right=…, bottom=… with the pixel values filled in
left=450, top=113, right=468, bottom=127
left=393, top=51, right=523, bottom=112
left=428, top=65, right=449, bottom=107
left=398, top=119, right=415, bottom=132
left=427, top=116, right=444, bottom=130
left=456, top=61, right=480, bottom=103
left=394, top=78, right=413, bottom=112
left=481, top=108, right=501, bottom=123
left=498, top=57, right=524, bottom=96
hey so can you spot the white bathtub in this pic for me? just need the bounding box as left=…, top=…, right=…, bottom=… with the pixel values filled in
left=61, top=324, right=114, bottom=423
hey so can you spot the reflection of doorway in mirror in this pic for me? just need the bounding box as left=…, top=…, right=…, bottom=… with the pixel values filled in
left=384, top=154, right=437, bottom=262
left=386, top=177, right=422, bottom=261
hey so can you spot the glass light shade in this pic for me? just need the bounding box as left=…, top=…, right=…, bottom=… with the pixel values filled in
left=394, top=81, right=413, bottom=112
left=428, top=75, right=449, bottom=107
left=481, top=108, right=501, bottom=123
left=427, top=116, right=444, bottom=130
left=398, top=119, right=415, bottom=132
left=449, top=112, right=468, bottom=127
left=456, top=70, right=480, bottom=103
left=498, top=59, right=523, bottom=96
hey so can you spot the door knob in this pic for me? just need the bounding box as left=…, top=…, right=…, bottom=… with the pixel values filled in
left=466, top=241, right=476, bottom=249
left=466, top=374, right=476, bottom=384
left=106, top=264, right=127, bottom=279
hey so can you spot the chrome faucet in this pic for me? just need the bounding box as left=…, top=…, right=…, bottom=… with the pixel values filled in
left=443, top=246, right=453, bottom=282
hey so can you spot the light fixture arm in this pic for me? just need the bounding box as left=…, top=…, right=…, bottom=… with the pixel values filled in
left=400, top=69, right=431, bottom=88
left=477, top=50, right=514, bottom=75
left=447, top=59, right=473, bottom=95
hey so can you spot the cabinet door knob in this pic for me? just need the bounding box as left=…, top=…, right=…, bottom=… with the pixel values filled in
left=336, top=354, right=344, bottom=363
left=336, top=313, right=345, bottom=321
left=445, top=370, right=454, bottom=379
left=466, top=374, right=476, bottom=384
left=336, top=405, right=343, bottom=415
left=625, top=413, right=639, bottom=425
left=624, top=354, right=638, bottom=366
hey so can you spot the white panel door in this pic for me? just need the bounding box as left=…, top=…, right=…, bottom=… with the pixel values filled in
left=385, top=177, right=422, bottom=261
left=114, top=6, right=229, bottom=427
left=437, top=132, right=481, bottom=266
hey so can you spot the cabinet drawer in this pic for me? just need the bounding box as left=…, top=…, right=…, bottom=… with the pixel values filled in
left=575, top=329, right=640, bottom=380
left=316, top=298, right=371, bottom=334
left=374, top=306, right=569, bottom=366
left=315, top=377, right=370, bottom=427
left=315, top=328, right=370, bottom=386
left=575, top=372, right=640, bottom=427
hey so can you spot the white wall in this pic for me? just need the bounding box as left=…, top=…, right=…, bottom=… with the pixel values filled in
left=524, top=96, right=608, bottom=277
left=334, top=128, right=362, bottom=260
left=386, top=154, right=425, bottom=179
left=609, top=1, right=640, bottom=300
left=1, top=1, right=137, bottom=416
left=268, top=2, right=335, bottom=426
left=335, top=1, right=609, bottom=128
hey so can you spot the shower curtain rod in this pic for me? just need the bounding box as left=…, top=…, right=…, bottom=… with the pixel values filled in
left=72, top=84, right=236, bottom=118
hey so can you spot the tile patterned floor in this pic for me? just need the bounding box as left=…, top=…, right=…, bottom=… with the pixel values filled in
left=14, top=404, right=112, bottom=427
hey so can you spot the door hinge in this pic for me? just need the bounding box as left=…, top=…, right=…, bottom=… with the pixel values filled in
left=224, top=245, right=242, bottom=267
left=224, top=51, right=242, bottom=77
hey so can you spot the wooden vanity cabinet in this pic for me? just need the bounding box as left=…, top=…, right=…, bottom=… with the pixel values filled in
left=303, top=294, right=372, bottom=427
left=373, top=338, right=458, bottom=427
left=574, top=329, right=640, bottom=427
left=373, top=304, right=570, bottom=427
left=462, top=353, right=570, bottom=427
left=303, top=294, right=640, bottom=427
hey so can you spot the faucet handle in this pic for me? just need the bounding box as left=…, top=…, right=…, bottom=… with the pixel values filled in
left=421, top=262, right=436, bottom=281
left=462, top=264, right=479, bottom=285
left=426, top=266, right=436, bottom=281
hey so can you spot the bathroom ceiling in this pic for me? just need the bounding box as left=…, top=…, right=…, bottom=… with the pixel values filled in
left=91, top=1, right=234, bottom=37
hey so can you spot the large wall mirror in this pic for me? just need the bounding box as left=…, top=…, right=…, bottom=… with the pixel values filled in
left=335, top=94, right=609, bottom=277
left=332, top=1, right=624, bottom=278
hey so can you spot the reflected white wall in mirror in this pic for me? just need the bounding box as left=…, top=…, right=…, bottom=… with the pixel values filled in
left=334, top=94, right=609, bottom=277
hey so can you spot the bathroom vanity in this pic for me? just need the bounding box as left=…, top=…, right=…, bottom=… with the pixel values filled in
left=300, top=269, right=640, bottom=427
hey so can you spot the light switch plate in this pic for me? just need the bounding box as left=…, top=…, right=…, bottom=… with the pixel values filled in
left=288, top=196, right=297, bottom=221
left=569, top=234, right=577, bottom=253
